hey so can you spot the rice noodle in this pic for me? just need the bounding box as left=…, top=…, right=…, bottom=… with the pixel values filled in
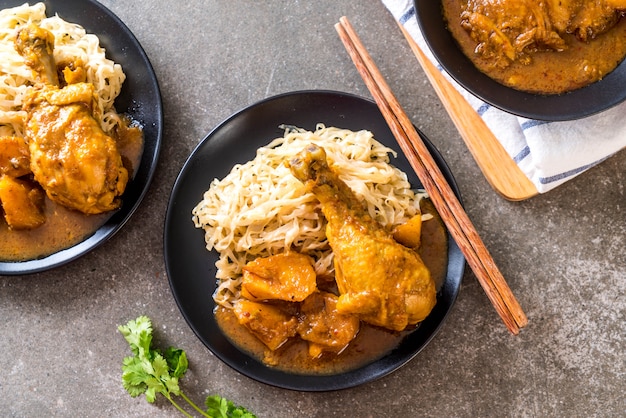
left=0, top=2, right=126, bottom=137
left=192, top=124, right=428, bottom=309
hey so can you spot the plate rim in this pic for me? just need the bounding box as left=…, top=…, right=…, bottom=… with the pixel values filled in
left=164, top=89, right=465, bottom=391
left=0, top=0, right=163, bottom=275
left=414, top=0, right=626, bottom=121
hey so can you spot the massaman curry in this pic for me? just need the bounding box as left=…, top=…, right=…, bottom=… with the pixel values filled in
left=442, top=0, right=626, bottom=94
left=0, top=24, right=143, bottom=261
left=215, top=145, right=449, bottom=375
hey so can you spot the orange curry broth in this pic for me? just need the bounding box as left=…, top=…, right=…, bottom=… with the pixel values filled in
left=215, top=199, right=449, bottom=375
left=442, top=0, right=626, bottom=94
left=0, top=118, right=143, bottom=262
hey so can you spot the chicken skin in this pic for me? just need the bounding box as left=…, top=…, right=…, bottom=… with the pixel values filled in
left=16, top=24, right=128, bottom=214
left=23, top=83, right=128, bottom=214
left=461, top=0, right=626, bottom=68
left=289, top=144, right=436, bottom=332
left=461, top=0, right=566, bottom=68
left=297, top=291, right=360, bottom=358
left=14, top=23, right=59, bottom=85
left=568, top=0, right=626, bottom=41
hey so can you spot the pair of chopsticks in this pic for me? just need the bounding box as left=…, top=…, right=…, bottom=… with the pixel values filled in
left=335, top=17, right=528, bottom=335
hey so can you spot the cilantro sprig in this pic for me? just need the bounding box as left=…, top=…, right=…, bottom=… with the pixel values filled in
left=118, top=315, right=256, bottom=418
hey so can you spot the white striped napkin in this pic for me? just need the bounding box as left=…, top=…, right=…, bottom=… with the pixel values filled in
left=382, top=0, right=626, bottom=193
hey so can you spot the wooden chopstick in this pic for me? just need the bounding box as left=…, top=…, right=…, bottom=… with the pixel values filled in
left=396, top=22, right=538, bottom=201
left=335, top=16, right=527, bottom=334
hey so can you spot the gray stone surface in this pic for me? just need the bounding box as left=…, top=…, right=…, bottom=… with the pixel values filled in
left=1, top=1, right=624, bottom=417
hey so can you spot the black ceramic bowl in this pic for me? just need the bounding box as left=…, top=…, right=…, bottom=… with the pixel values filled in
left=164, top=91, right=465, bottom=391
left=414, top=0, right=626, bottom=121
left=0, top=0, right=162, bottom=275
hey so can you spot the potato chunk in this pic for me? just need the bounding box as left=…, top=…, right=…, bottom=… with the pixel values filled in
left=233, top=300, right=298, bottom=351
left=241, top=252, right=317, bottom=302
left=392, top=214, right=423, bottom=249
left=0, top=175, right=45, bottom=229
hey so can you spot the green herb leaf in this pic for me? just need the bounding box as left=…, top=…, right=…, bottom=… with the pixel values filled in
left=206, top=395, right=257, bottom=418
left=119, top=316, right=255, bottom=418
left=118, top=315, right=153, bottom=357
left=165, top=347, right=189, bottom=378
left=120, top=356, right=149, bottom=398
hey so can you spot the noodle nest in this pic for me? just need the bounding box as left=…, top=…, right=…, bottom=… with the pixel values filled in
left=192, top=124, right=428, bottom=309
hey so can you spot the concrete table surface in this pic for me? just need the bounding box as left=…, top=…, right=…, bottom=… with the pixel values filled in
left=1, top=1, right=624, bottom=417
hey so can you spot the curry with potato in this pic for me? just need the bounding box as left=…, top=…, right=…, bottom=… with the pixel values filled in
left=0, top=4, right=143, bottom=262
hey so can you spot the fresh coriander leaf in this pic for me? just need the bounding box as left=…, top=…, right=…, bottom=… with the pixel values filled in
left=165, top=347, right=189, bottom=378
left=119, top=316, right=256, bottom=418
left=152, top=353, right=171, bottom=380
left=119, top=316, right=172, bottom=404
left=205, top=395, right=257, bottom=418
left=205, top=395, right=229, bottom=418
left=118, top=315, right=153, bottom=357
left=120, top=356, right=149, bottom=397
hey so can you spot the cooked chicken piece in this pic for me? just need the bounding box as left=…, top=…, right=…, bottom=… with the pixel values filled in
left=546, top=0, right=624, bottom=40
left=545, top=0, right=579, bottom=33
left=14, top=23, right=59, bottom=85
left=233, top=300, right=298, bottom=351
left=461, top=0, right=566, bottom=68
left=0, top=175, right=45, bottom=230
left=242, top=252, right=317, bottom=302
left=16, top=24, right=128, bottom=215
left=23, top=83, right=128, bottom=214
left=297, top=291, right=360, bottom=358
left=606, top=0, right=626, bottom=7
left=461, top=0, right=626, bottom=67
left=58, top=58, right=88, bottom=85
left=568, top=0, right=625, bottom=41
left=289, top=144, right=436, bottom=331
left=0, top=136, right=31, bottom=177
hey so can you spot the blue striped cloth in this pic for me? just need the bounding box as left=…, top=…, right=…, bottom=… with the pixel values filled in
left=383, top=0, right=626, bottom=193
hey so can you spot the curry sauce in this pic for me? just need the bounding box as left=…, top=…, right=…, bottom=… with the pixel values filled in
left=215, top=200, right=449, bottom=375
left=0, top=118, right=143, bottom=262
left=442, top=0, right=626, bottom=94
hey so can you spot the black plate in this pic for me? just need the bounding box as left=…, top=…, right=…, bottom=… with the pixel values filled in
left=415, top=0, right=626, bottom=121
left=0, top=0, right=162, bottom=275
left=164, top=91, right=465, bottom=391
